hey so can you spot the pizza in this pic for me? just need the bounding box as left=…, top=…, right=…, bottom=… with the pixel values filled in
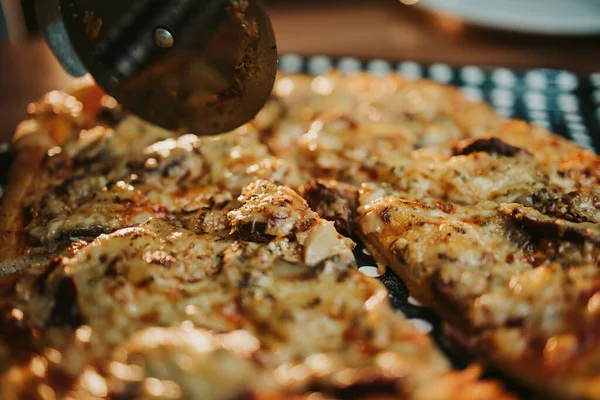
left=0, top=69, right=594, bottom=399
left=0, top=82, right=514, bottom=399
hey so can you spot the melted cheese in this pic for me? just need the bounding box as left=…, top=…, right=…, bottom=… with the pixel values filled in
left=261, top=73, right=504, bottom=183
left=23, top=123, right=300, bottom=251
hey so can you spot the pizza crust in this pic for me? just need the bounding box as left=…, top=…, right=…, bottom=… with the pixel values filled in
left=0, top=85, right=105, bottom=273
left=0, top=128, right=49, bottom=266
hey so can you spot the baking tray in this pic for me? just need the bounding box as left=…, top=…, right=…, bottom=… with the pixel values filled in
left=1, top=55, right=599, bottom=398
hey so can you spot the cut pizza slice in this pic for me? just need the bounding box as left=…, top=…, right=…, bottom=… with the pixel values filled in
left=0, top=180, right=512, bottom=399
left=0, top=88, right=175, bottom=271
left=0, top=89, right=302, bottom=275
left=356, top=182, right=600, bottom=399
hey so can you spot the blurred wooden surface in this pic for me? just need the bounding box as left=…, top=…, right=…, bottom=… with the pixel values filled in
left=272, top=2, right=600, bottom=72
left=1, top=1, right=599, bottom=142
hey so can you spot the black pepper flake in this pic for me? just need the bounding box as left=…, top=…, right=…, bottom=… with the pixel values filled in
left=381, top=207, right=393, bottom=223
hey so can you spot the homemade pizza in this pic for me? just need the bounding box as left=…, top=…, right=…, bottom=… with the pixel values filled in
left=0, top=71, right=597, bottom=399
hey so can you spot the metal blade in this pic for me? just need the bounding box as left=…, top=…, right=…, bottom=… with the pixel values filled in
left=59, top=0, right=278, bottom=135
left=34, top=0, right=87, bottom=77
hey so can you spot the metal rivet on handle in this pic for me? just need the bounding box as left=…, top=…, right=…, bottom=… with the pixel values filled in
left=154, top=28, right=174, bottom=49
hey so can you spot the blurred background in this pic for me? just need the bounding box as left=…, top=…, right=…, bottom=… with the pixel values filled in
left=1, top=0, right=599, bottom=142
left=2, top=0, right=600, bottom=69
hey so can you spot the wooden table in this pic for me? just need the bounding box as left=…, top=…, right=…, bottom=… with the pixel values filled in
left=1, top=1, right=599, bottom=142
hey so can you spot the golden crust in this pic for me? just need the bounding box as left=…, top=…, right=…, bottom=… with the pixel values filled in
left=0, top=138, right=47, bottom=267
left=0, top=86, right=106, bottom=272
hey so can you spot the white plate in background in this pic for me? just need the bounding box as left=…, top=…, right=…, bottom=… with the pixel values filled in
left=417, top=0, right=600, bottom=35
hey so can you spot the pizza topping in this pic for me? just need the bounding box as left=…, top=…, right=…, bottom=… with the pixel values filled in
left=303, top=180, right=357, bottom=236
left=357, top=176, right=600, bottom=398
left=358, top=190, right=524, bottom=306
left=487, top=121, right=600, bottom=195
left=359, top=150, right=549, bottom=207
left=20, top=123, right=306, bottom=258
left=262, top=73, right=504, bottom=184
left=229, top=181, right=316, bottom=239
left=531, top=189, right=600, bottom=224
left=454, top=137, right=528, bottom=157
left=303, top=221, right=354, bottom=266
left=501, top=203, right=600, bottom=245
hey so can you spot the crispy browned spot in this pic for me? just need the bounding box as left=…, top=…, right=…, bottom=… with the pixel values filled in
left=501, top=204, right=600, bottom=245
left=455, top=137, right=528, bottom=157
left=303, top=180, right=357, bottom=236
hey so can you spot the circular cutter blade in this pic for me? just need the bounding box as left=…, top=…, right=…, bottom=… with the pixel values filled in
left=60, top=0, right=278, bottom=135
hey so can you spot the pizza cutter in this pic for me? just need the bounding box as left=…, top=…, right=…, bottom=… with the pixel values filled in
left=35, top=0, right=278, bottom=135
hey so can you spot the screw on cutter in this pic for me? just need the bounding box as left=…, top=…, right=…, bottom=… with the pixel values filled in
left=154, top=28, right=175, bottom=49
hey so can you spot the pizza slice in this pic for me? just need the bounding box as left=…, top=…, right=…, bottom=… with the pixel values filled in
left=0, top=88, right=174, bottom=271
left=0, top=180, right=512, bottom=399
left=356, top=176, right=600, bottom=399
left=0, top=88, right=301, bottom=276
